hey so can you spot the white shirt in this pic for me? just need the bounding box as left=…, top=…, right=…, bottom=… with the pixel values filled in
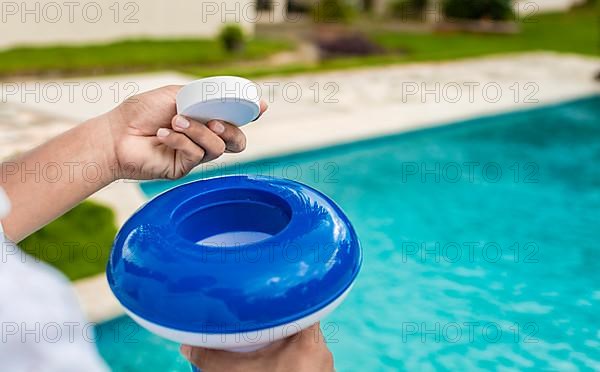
left=0, top=187, right=109, bottom=372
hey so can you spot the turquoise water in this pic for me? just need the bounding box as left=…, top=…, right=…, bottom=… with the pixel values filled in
left=97, top=96, right=600, bottom=371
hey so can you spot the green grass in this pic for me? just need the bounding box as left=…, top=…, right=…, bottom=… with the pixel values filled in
left=371, top=7, right=598, bottom=61
left=19, top=201, right=117, bottom=281
left=0, top=38, right=293, bottom=77
left=184, top=6, right=598, bottom=78
left=0, top=7, right=595, bottom=78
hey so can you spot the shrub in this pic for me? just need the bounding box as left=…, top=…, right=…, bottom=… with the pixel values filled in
left=312, top=0, right=355, bottom=23
left=317, top=32, right=386, bottom=57
left=390, top=0, right=428, bottom=19
left=288, top=0, right=312, bottom=13
left=256, top=0, right=272, bottom=11
left=443, top=0, right=514, bottom=21
left=219, top=24, right=245, bottom=53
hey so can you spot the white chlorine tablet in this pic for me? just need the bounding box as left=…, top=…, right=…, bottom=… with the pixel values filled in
left=176, top=76, right=261, bottom=127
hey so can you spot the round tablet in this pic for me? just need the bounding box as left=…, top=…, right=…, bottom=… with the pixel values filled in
left=176, top=76, right=261, bottom=127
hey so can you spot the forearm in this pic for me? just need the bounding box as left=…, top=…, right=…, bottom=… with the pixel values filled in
left=0, top=116, right=116, bottom=242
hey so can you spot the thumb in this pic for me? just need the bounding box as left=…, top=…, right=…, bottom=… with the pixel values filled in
left=180, top=345, right=244, bottom=371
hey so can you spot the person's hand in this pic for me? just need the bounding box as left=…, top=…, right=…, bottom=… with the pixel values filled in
left=104, top=85, right=267, bottom=180
left=180, top=323, right=334, bottom=372
left=2, top=84, right=269, bottom=241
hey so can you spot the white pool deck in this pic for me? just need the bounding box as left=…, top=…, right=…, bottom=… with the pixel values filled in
left=1, top=52, right=599, bottom=322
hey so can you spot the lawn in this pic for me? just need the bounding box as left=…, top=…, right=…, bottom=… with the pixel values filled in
left=0, top=6, right=595, bottom=78
left=370, top=6, right=598, bottom=61
left=184, top=5, right=598, bottom=78
left=0, top=38, right=293, bottom=77
left=19, top=201, right=117, bottom=281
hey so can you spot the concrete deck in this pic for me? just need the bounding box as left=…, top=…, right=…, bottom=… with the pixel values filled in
left=2, top=52, right=599, bottom=322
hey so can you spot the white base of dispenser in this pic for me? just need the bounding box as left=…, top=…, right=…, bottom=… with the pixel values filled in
left=124, top=284, right=354, bottom=351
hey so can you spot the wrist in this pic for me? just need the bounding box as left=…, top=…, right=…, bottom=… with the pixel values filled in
left=81, top=112, right=120, bottom=184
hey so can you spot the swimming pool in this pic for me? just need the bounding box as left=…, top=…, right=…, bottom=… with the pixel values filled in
left=97, top=96, right=600, bottom=371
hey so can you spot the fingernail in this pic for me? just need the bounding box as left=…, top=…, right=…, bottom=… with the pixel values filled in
left=180, top=345, right=192, bottom=359
left=209, top=121, right=225, bottom=134
left=175, top=116, right=190, bottom=129
left=157, top=128, right=170, bottom=137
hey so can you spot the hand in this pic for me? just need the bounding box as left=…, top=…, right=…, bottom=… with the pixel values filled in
left=1, top=84, right=269, bottom=241
left=180, top=323, right=334, bottom=372
left=105, top=85, right=267, bottom=180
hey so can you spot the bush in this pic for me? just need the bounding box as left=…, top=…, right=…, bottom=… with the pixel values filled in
left=312, top=0, right=355, bottom=23
left=288, top=0, right=312, bottom=13
left=256, top=0, right=272, bottom=11
left=390, top=0, right=428, bottom=19
left=219, top=24, right=245, bottom=53
left=19, top=201, right=118, bottom=281
left=443, top=0, right=514, bottom=21
left=316, top=32, right=386, bottom=57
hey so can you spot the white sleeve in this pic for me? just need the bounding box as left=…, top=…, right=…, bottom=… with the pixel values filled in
left=0, top=188, right=109, bottom=372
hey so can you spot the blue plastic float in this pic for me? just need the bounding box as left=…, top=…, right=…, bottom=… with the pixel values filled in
left=107, top=175, right=362, bottom=353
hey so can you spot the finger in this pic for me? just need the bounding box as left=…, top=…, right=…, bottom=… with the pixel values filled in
left=253, top=99, right=269, bottom=121
left=171, top=115, right=226, bottom=162
left=301, top=323, right=325, bottom=346
left=180, top=345, right=208, bottom=366
left=181, top=345, right=212, bottom=370
left=126, top=84, right=182, bottom=105
left=156, top=128, right=205, bottom=173
left=181, top=345, right=249, bottom=371
left=206, top=120, right=247, bottom=153
left=283, top=322, right=323, bottom=351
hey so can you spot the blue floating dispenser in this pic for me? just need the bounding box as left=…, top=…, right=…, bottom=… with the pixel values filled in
left=107, top=175, right=361, bottom=352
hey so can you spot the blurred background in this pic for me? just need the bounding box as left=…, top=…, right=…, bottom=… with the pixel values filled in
left=0, top=0, right=596, bottom=78
left=1, top=0, right=598, bottom=370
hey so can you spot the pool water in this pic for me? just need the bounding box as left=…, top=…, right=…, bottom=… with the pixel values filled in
left=97, top=96, right=600, bottom=371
